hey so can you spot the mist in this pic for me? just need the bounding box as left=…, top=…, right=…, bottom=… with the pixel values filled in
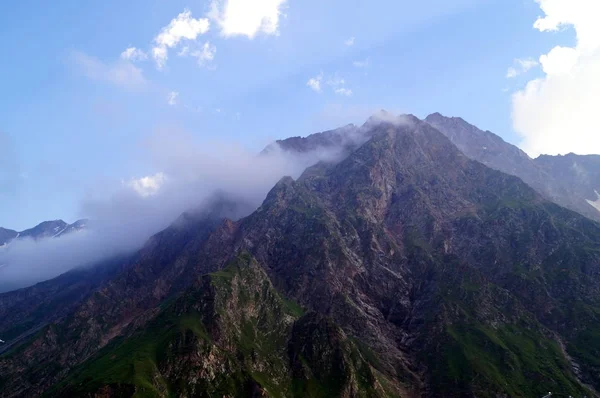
left=0, top=123, right=374, bottom=292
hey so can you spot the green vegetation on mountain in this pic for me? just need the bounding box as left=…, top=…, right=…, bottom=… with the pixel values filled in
left=48, top=254, right=394, bottom=397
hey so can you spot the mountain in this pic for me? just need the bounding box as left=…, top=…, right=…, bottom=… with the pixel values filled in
left=425, top=112, right=600, bottom=222
left=2, top=115, right=600, bottom=397
left=535, top=153, right=600, bottom=212
left=1, top=219, right=89, bottom=244
left=55, top=219, right=89, bottom=237
left=262, top=123, right=359, bottom=155
left=0, top=219, right=89, bottom=247
left=0, top=228, right=17, bottom=247
left=0, top=219, right=91, bottom=292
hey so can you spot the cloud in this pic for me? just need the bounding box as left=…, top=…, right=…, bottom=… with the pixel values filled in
left=307, top=72, right=353, bottom=96
left=511, top=0, right=600, bottom=156
left=192, top=42, right=217, bottom=66
left=353, top=58, right=370, bottom=68
left=314, top=104, right=407, bottom=129
left=506, top=58, right=538, bottom=78
left=326, top=75, right=346, bottom=87
left=125, top=172, right=167, bottom=197
left=334, top=87, right=353, bottom=97
left=73, top=51, right=146, bottom=89
left=166, top=91, right=179, bottom=106
left=120, top=47, right=148, bottom=62
left=0, top=124, right=372, bottom=290
left=152, top=9, right=211, bottom=69
left=345, top=37, right=355, bottom=46
left=326, top=74, right=353, bottom=96
left=208, top=0, right=287, bottom=38
left=307, top=73, right=323, bottom=93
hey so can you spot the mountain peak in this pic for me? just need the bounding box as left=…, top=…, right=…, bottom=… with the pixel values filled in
left=363, top=111, right=420, bottom=128
left=19, top=220, right=68, bottom=240
left=0, top=227, right=18, bottom=246
left=425, top=112, right=470, bottom=126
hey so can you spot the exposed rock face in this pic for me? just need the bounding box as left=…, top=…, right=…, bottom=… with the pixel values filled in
left=48, top=255, right=394, bottom=397
left=425, top=112, right=600, bottom=222
left=2, top=116, right=600, bottom=397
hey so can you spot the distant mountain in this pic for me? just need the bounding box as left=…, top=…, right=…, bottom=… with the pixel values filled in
left=0, top=219, right=89, bottom=246
left=19, top=220, right=68, bottom=240
left=3, top=115, right=600, bottom=397
left=536, top=153, right=600, bottom=212
left=0, top=228, right=17, bottom=247
left=425, top=112, right=600, bottom=222
left=55, top=219, right=88, bottom=237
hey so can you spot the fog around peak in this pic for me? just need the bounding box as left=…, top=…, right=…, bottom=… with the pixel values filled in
left=0, top=123, right=375, bottom=292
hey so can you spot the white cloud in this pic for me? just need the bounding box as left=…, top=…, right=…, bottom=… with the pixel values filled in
left=307, top=73, right=323, bottom=93
left=152, top=10, right=210, bottom=69
left=539, top=46, right=578, bottom=76
left=326, top=75, right=346, bottom=87
left=125, top=172, right=167, bottom=197
left=167, top=91, right=179, bottom=106
left=506, top=58, right=538, bottom=78
left=511, top=0, right=600, bottom=156
left=178, top=46, right=190, bottom=56
left=120, top=47, right=148, bottom=62
left=335, top=87, right=353, bottom=97
left=327, top=74, right=352, bottom=96
left=307, top=72, right=353, bottom=96
left=192, top=42, right=217, bottom=66
left=345, top=37, right=355, bottom=46
left=73, top=52, right=146, bottom=89
left=353, top=58, right=370, bottom=68
left=208, top=0, right=287, bottom=38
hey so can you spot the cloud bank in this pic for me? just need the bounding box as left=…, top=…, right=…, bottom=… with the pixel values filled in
left=512, top=0, right=600, bottom=156
left=0, top=125, right=365, bottom=292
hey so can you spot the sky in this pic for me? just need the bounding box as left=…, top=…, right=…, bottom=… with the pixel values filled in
left=0, top=0, right=595, bottom=231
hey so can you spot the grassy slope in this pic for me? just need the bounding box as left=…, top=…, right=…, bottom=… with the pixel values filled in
left=48, top=254, right=391, bottom=398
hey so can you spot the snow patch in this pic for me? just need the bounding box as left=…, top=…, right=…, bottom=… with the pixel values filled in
left=586, top=190, right=600, bottom=213
left=53, top=226, right=68, bottom=238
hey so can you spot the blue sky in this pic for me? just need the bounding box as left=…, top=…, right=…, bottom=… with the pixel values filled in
left=0, top=0, right=584, bottom=230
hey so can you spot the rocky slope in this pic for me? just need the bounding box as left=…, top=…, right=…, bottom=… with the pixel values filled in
left=2, top=115, right=600, bottom=397
left=48, top=254, right=395, bottom=397
left=425, top=112, right=600, bottom=222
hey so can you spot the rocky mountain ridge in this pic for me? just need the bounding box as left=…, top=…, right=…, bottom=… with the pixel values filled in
left=1, top=114, right=600, bottom=397
left=426, top=112, right=600, bottom=222
left=0, top=219, right=88, bottom=247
